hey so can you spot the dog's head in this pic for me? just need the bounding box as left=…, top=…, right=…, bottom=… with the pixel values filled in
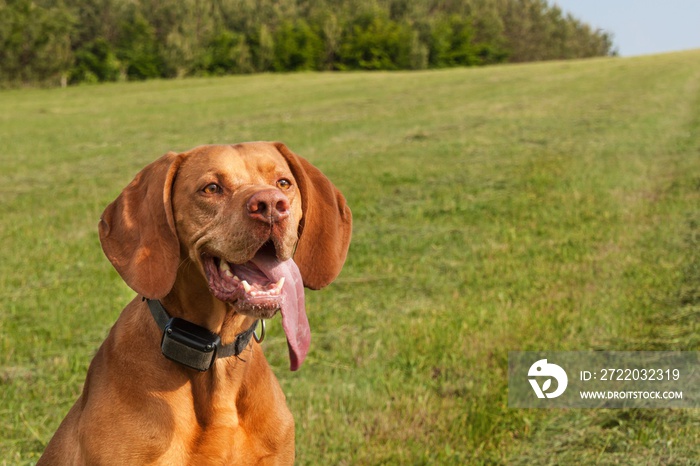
left=98, top=142, right=352, bottom=370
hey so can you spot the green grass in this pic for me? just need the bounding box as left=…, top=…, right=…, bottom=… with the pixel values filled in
left=1, top=51, right=699, bottom=464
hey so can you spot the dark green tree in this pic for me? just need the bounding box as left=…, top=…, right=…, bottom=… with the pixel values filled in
left=0, top=0, right=75, bottom=86
left=117, top=8, right=163, bottom=79
left=272, top=19, right=323, bottom=71
left=71, top=39, right=122, bottom=83
left=338, top=13, right=413, bottom=70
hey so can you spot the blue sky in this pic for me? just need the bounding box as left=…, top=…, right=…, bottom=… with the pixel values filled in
left=551, top=0, right=700, bottom=56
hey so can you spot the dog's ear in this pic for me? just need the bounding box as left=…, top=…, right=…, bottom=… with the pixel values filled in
left=274, top=142, right=352, bottom=290
left=99, top=152, right=182, bottom=299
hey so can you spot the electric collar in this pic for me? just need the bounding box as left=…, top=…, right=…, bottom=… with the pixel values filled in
left=145, top=298, right=262, bottom=372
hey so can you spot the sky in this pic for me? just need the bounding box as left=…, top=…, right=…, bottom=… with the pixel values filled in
left=551, top=0, right=700, bottom=57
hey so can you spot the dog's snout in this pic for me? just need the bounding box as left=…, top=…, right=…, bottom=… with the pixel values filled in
left=247, top=189, right=290, bottom=223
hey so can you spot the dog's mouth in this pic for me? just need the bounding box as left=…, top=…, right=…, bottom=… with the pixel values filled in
left=205, top=245, right=286, bottom=317
left=202, top=242, right=309, bottom=371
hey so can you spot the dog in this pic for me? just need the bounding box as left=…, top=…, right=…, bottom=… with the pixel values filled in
left=38, top=142, right=352, bottom=465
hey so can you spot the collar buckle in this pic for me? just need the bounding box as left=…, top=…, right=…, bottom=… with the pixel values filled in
left=253, top=319, right=266, bottom=343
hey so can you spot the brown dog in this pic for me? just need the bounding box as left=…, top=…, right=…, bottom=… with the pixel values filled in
left=38, top=142, right=352, bottom=465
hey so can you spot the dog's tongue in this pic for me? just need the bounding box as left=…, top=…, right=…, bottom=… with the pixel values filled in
left=250, top=254, right=309, bottom=371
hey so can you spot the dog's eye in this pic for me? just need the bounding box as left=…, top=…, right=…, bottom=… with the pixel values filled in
left=202, top=183, right=222, bottom=195
left=276, top=178, right=292, bottom=190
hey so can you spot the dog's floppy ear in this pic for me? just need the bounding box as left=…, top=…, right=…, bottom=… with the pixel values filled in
left=274, top=142, right=352, bottom=290
left=99, top=152, right=182, bottom=299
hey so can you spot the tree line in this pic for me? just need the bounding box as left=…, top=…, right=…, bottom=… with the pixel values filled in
left=0, top=0, right=615, bottom=87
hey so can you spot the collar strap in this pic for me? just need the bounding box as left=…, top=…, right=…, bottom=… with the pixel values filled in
left=146, top=298, right=258, bottom=371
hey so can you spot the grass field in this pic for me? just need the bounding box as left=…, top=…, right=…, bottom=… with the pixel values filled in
left=1, top=50, right=699, bottom=464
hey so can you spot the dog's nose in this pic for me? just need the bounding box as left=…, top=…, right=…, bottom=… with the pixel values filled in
left=247, top=189, right=290, bottom=223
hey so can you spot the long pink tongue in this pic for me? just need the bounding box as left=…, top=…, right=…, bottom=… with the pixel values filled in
left=250, top=254, right=309, bottom=371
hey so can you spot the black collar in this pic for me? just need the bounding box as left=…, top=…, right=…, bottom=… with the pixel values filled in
left=145, top=298, right=258, bottom=371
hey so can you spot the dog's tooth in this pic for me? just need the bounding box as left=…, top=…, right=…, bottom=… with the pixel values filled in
left=274, top=277, right=285, bottom=293
left=233, top=275, right=241, bottom=282
left=219, top=260, right=234, bottom=277
left=241, top=280, right=252, bottom=293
